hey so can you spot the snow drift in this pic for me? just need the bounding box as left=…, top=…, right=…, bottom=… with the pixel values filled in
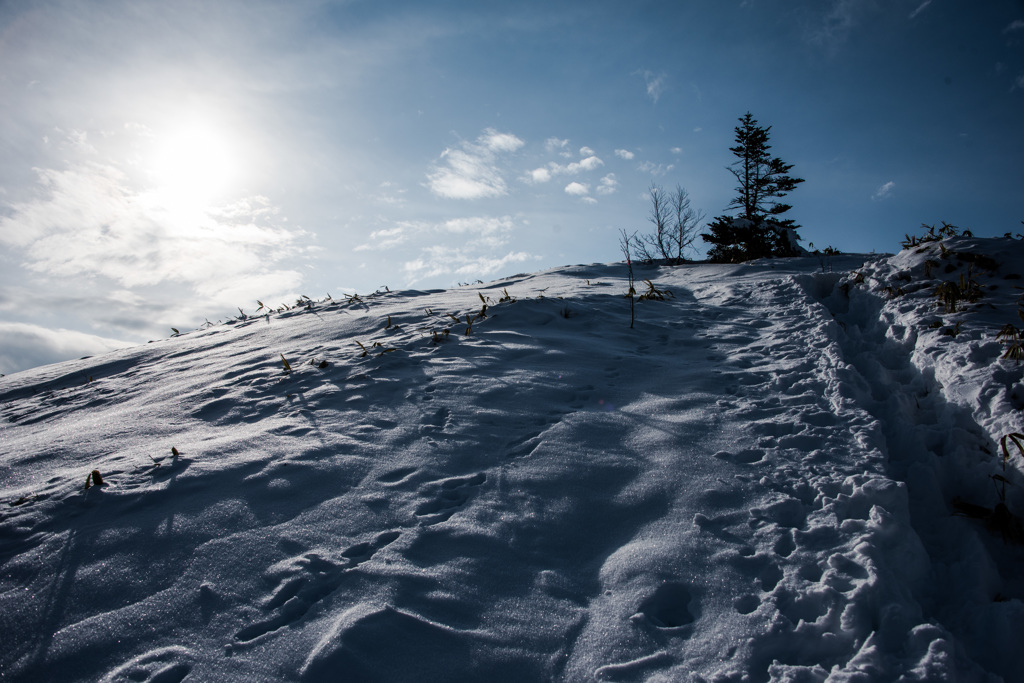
left=1, top=235, right=1022, bottom=681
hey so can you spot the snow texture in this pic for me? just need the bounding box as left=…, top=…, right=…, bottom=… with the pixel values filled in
left=2, top=236, right=1023, bottom=682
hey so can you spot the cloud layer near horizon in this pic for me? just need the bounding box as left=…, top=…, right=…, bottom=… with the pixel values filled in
left=0, top=322, right=134, bottom=375
left=0, top=125, right=314, bottom=372
left=1, top=163, right=305, bottom=294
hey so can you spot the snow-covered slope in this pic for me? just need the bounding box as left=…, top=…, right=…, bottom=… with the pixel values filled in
left=1, top=237, right=1022, bottom=682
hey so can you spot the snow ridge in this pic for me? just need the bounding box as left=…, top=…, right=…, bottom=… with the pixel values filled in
left=1, top=241, right=1022, bottom=681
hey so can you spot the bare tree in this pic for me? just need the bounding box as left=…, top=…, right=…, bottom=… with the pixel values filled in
left=633, top=184, right=705, bottom=264
left=618, top=229, right=637, bottom=328
left=669, top=185, right=704, bottom=261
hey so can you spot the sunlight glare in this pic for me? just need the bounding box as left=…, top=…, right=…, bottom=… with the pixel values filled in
left=150, top=121, right=236, bottom=205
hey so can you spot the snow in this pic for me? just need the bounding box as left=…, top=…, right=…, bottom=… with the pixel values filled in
left=2, top=235, right=1023, bottom=682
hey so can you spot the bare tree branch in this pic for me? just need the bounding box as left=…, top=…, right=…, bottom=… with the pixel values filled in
left=633, top=184, right=704, bottom=264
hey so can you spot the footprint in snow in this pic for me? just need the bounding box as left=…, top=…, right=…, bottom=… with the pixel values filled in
left=234, top=532, right=400, bottom=644
left=420, top=406, right=449, bottom=431
left=749, top=496, right=807, bottom=530
left=378, top=466, right=418, bottom=485
left=724, top=549, right=784, bottom=592
left=734, top=594, right=761, bottom=615
left=713, top=449, right=766, bottom=465
left=414, top=472, right=486, bottom=526
left=100, top=646, right=193, bottom=683
left=631, top=582, right=696, bottom=635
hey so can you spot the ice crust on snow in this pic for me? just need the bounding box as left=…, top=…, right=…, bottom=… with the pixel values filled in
left=1, top=237, right=1023, bottom=681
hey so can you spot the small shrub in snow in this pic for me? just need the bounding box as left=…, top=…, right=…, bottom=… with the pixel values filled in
left=637, top=279, right=673, bottom=302
left=84, top=469, right=104, bottom=489
left=355, top=340, right=396, bottom=356
left=999, top=433, right=1024, bottom=470
left=901, top=221, right=967, bottom=250
left=997, top=322, right=1024, bottom=364
left=947, top=433, right=1024, bottom=545
left=810, top=244, right=841, bottom=273
left=934, top=266, right=982, bottom=313
left=880, top=285, right=905, bottom=299
left=934, top=282, right=961, bottom=312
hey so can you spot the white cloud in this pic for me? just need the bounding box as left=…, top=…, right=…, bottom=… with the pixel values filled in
left=441, top=216, right=516, bottom=247
left=372, top=181, right=406, bottom=206
left=564, top=182, right=590, bottom=197
left=670, top=147, right=683, bottom=154
left=481, top=130, right=525, bottom=153
left=427, top=151, right=504, bottom=199
left=873, top=180, right=895, bottom=200
left=545, top=156, right=604, bottom=178
left=806, top=0, right=875, bottom=48
left=638, top=161, right=675, bottom=176
left=0, top=161, right=308, bottom=336
left=579, top=146, right=595, bottom=157
left=635, top=70, right=667, bottom=103
left=527, top=167, right=552, bottom=184
left=615, top=149, right=635, bottom=160
left=353, top=225, right=408, bottom=252
left=1, top=164, right=304, bottom=289
left=427, top=128, right=525, bottom=200
left=381, top=215, right=528, bottom=284
left=573, top=156, right=604, bottom=172
left=0, top=321, right=135, bottom=375
left=545, top=138, right=571, bottom=157
left=356, top=215, right=517, bottom=254
left=596, top=174, right=618, bottom=196
left=909, top=1, right=931, bottom=19
left=442, top=216, right=513, bottom=235
left=63, top=128, right=98, bottom=154
left=525, top=153, right=604, bottom=186
left=404, top=248, right=533, bottom=281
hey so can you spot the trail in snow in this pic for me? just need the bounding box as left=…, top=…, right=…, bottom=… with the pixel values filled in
left=0, top=240, right=1022, bottom=682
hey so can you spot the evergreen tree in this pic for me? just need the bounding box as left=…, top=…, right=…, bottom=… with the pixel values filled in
left=703, top=112, right=804, bottom=262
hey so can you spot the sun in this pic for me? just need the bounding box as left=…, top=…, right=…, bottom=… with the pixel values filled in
left=150, top=121, right=236, bottom=204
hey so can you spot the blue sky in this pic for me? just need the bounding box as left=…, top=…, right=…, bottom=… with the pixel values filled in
left=1, top=0, right=1022, bottom=374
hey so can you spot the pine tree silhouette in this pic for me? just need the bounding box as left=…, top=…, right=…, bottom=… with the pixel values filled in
left=703, top=112, right=804, bottom=262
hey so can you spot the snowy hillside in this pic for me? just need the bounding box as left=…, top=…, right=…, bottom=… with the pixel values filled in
left=1, top=235, right=1023, bottom=682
